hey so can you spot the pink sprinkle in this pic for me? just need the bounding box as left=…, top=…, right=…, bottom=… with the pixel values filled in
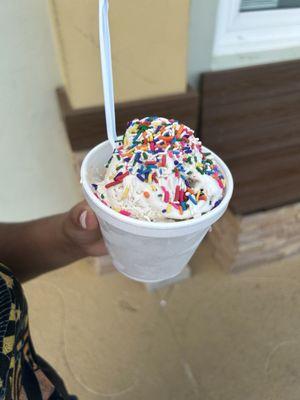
left=101, top=200, right=108, bottom=206
left=120, top=209, right=131, bottom=217
left=168, top=151, right=173, bottom=158
left=171, top=202, right=180, bottom=210
left=161, top=186, right=170, bottom=203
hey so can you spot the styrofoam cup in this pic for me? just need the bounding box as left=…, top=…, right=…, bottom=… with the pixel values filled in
left=81, top=140, right=233, bottom=282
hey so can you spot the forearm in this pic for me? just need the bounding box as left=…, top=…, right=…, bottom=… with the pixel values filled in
left=0, top=214, right=84, bottom=282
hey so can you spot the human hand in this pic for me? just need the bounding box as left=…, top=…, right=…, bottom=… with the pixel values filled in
left=62, top=201, right=108, bottom=258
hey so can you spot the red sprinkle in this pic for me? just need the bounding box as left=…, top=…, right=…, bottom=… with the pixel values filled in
left=115, top=171, right=129, bottom=182
left=143, top=191, right=150, bottom=198
left=174, top=185, right=180, bottom=202
left=145, top=161, right=157, bottom=165
left=218, top=180, right=224, bottom=189
left=152, top=173, right=158, bottom=183
left=179, top=189, right=184, bottom=203
left=150, top=142, right=155, bottom=152
left=105, top=180, right=122, bottom=189
left=161, top=154, right=166, bottom=167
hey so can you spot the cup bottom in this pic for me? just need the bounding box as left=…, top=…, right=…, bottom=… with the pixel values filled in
left=113, top=259, right=186, bottom=283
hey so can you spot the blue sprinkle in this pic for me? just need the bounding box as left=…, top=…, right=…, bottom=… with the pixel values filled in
left=92, top=184, right=98, bottom=190
left=174, top=160, right=179, bottom=165
left=162, top=209, right=167, bottom=214
left=188, top=195, right=197, bottom=205
left=124, top=157, right=131, bottom=163
left=214, top=199, right=222, bottom=208
left=137, top=174, right=145, bottom=182
left=181, top=202, right=187, bottom=211
left=134, top=152, right=141, bottom=164
left=114, top=172, right=122, bottom=180
left=133, top=132, right=141, bottom=142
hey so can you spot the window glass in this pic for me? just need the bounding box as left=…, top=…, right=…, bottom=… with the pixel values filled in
left=240, top=0, right=300, bottom=11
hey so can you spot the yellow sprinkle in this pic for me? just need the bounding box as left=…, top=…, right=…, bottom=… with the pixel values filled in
left=196, top=192, right=201, bottom=201
left=148, top=173, right=153, bottom=183
left=121, top=186, right=129, bottom=200
left=149, top=134, right=153, bottom=142
left=196, top=162, right=203, bottom=169
left=151, top=185, right=157, bottom=191
left=166, top=204, right=172, bottom=213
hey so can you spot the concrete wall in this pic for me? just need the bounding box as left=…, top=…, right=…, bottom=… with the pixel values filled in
left=0, top=0, right=80, bottom=222
left=188, top=0, right=219, bottom=87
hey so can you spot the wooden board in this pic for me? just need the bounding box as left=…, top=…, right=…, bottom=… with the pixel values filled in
left=200, top=59, right=300, bottom=215
left=57, top=87, right=199, bottom=151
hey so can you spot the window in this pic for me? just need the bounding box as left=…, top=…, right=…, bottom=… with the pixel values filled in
left=241, top=0, right=300, bottom=11
left=214, top=0, right=300, bottom=56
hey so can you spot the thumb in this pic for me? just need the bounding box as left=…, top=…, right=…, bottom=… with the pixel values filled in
left=69, top=201, right=99, bottom=231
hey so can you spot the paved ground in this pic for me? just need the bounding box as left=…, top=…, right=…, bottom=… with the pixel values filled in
left=24, top=239, right=300, bottom=400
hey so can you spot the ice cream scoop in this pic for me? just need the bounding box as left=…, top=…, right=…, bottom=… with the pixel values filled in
left=91, top=117, right=225, bottom=222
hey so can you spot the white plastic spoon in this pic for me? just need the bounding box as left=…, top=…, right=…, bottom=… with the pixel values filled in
left=99, top=0, right=117, bottom=147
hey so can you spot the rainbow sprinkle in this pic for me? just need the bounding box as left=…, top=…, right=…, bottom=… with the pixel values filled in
left=91, top=116, right=225, bottom=219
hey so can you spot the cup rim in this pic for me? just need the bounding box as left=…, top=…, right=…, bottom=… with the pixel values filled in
left=81, top=140, right=234, bottom=230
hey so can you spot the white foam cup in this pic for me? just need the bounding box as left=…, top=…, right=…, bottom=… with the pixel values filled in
left=81, top=140, right=233, bottom=283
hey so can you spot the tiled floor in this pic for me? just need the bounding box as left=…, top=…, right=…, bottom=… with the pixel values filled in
left=24, top=240, right=300, bottom=400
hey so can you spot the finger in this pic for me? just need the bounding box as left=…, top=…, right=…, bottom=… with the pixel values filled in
left=69, top=201, right=99, bottom=231
left=83, top=209, right=99, bottom=231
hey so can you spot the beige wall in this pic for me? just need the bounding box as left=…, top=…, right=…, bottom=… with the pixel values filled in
left=50, top=0, right=190, bottom=109
left=0, top=0, right=80, bottom=222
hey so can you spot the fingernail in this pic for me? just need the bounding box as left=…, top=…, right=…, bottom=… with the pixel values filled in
left=79, top=210, right=88, bottom=229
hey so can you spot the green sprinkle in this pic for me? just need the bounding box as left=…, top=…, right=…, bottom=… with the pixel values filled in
left=143, top=152, right=148, bottom=160
left=196, top=167, right=204, bottom=174
left=116, top=165, right=123, bottom=171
